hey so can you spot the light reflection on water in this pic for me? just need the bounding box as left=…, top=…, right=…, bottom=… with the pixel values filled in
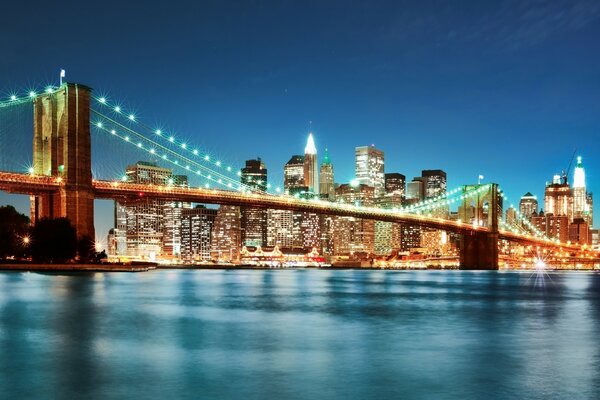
left=0, top=269, right=599, bottom=400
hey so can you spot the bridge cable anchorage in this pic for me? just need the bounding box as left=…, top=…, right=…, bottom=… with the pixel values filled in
left=91, top=95, right=248, bottom=189
left=91, top=110, right=268, bottom=193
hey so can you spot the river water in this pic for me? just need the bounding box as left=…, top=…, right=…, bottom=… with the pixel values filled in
left=0, top=269, right=599, bottom=399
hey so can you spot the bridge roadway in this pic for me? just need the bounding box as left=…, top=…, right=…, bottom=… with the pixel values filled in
left=0, top=171, right=583, bottom=251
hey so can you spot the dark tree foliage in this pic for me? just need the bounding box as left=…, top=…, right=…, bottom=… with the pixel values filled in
left=0, top=205, right=30, bottom=260
left=77, top=235, right=96, bottom=262
left=30, top=218, right=77, bottom=263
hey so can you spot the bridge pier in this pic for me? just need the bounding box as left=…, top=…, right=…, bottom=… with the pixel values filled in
left=459, top=231, right=499, bottom=270
left=30, top=83, right=95, bottom=240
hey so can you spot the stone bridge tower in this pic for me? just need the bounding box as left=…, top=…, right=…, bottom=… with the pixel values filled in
left=30, top=83, right=95, bottom=239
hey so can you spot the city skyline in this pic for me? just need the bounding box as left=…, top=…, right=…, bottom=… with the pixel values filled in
left=1, top=0, right=599, bottom=238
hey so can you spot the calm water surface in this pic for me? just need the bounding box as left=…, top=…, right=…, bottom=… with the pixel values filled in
left=0, top=269, right=599, bottom=400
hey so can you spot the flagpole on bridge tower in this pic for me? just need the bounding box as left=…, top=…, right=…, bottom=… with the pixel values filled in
left=59, top=69, right=66, bottom=86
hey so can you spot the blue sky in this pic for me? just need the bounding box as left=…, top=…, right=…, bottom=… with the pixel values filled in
left=1, top=0, right=599, bottom=240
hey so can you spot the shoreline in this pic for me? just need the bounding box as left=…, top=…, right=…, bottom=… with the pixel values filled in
left=0, top=263, right=598, bottom=273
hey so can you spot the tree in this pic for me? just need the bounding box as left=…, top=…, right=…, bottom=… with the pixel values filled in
left=77, top=235, right=96, bottom=262
left=0, top=205, right=30, bottom=260
left=30, top=218, right=77, bottom=263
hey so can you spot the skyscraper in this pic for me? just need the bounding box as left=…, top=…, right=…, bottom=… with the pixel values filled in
left=181, top=205, right=217, bottom=262
left=304, top=133, right=319, bottom=194
left=384, top=173, right=406, bottom=197
left=319, top=148, right=335, bottom=200
left=284, top=155, right=305, bottom=193
left=210, top=205, right=241, bottom=262
left=240, top=159, right=267, bottom=247
left=355, top=145, right=385, bottom=197
left=572, top=156, right=592, bottom=226
left=519, top=192, right=538, bottom=220
left=115, top=161, right=187, bottom=259
left=334, top=183, right=375, bottom=254
left=406, top=178, right=425, bottom=201
left=544, top=174, right=572, bottom=220
left=421, top=170, right=447, bottom=199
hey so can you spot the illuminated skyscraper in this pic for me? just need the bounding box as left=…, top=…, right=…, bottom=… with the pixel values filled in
left=406, top=178, right=424, bottom=201
left=115, top=161, right=188, bottom=259
left=519, top=192, right=538, bottom=220
left=304, top=133, right=319, bottom=194
left=210, top=205, right=241, bottom=262
left=319, top=148, right=335, bottom=200
left=240, top=158, right=267, bottom=247
left=181, top=205, right=217, bottom=262
left=284, top=155, right=305, bottom=193
left=421, top=170, right=447, bottom=199
left=384, top=173, right=406, bottom=197
left=334, top=183, right=375, bottom=254
left=572, top=156, right=592, bottom=225
left=544, top=174, right=572, bottom=220
left=355, top=145, right=385, bottom=197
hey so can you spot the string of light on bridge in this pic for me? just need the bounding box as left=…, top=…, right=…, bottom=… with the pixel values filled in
left=92, top=111, right=263, bottom=193
left=91, top=94, right=248, bottom=188
left=0, top=85, right=60, bottom=108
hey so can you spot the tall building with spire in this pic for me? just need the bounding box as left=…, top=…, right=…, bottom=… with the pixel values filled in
left=573, top=156, right=591, bottom=225
left=319, top=148, right=335, bottom=201
left=304, top=133, right=318, bottom=194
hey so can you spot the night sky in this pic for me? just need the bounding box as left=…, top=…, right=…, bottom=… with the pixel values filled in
left=1, top=0, right=599, bottom=241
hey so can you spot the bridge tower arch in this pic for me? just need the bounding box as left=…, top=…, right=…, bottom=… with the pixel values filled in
left=30, top=83, right=95, bottom=239
left=458, top=183, right=502, bottom=270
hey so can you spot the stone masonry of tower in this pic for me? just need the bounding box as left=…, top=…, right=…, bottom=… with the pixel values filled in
left=30, top=83, right=95, bottom=239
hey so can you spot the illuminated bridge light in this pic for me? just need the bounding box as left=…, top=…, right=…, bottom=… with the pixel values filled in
left=137, top=142, right=143, bottom=148
left=29, top=91, right=36, bottom=97
left=227, top=166, right=232, bottom=172
left=96, top=122, right=103, bottom=128
left=121, top=175, right=127, bottom=182
left=193, top=149, right=198, bottom=155
left=124, top=136, right=130, bottom=142
left=111, top=130, right=116, bottom=135
left=150, top=149, right=155, bottom=154
left=115, top=106, right=121, bottom=113
left=45, top=87, right=53, bottom=94
left=99, top=97, right=106, bottom=104
left=10, top=95, right=17, bottom=101
left=28, top=167, right=34, bottom=175
left=155, top=129, right=161, bottom=135
left=169, top=136, right=175, bottom=143
left=128, top=114, right=135, bottom=121
left=181, top=143, right=187, bottom=149
left=162, top=155, right=167, bottom=160
left=204, top=155, right=210, bottom=161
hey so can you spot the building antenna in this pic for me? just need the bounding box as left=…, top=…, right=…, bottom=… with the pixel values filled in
left=564, top=148, right=577, bottom=184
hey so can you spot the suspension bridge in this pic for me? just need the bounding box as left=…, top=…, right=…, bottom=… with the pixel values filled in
left=0, top=82, right=596, bottom=269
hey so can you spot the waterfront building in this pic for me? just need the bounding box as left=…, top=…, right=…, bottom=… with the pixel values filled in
left=210, top=205, right=241, bottom=262
left=319, top=148, right=335, bottom=200
left=304, top=133, right=319, bottom=194
left=569, top=218, right=591, bottom=245
left=531, top=211, right=569, bottom=243
left=267, top=209, right=295, bottom=248
left=181, top=205, right=217, bottom=262
left=334, top=183, right=375, bottom=254
left=355, top=145, right=385, bottom=197
left=240, top=158, right=268, bottom=247
left=519, top=192, right=538, bottom=221
left=115, top=161, right=187, bottom=259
